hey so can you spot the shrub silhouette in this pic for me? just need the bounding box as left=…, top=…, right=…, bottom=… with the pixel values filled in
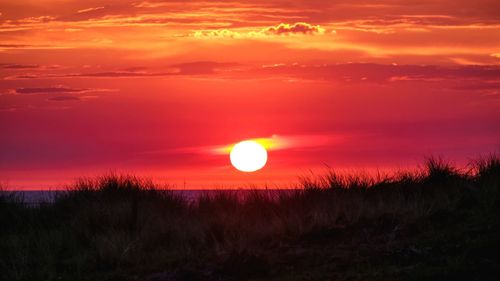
left=1, top=156, right=499, bottom=281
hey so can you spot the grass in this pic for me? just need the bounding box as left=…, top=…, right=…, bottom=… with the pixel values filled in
left=0, top=156, right=499, bottom=281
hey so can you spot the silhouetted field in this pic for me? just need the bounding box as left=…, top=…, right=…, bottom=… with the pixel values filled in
left=1, top=156, right=499, bottom=281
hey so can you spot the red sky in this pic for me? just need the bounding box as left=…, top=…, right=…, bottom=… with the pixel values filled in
left=1, top=0, right=499, bottom=189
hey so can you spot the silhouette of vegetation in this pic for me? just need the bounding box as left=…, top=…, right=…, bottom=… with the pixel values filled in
left=1, top=156, right=499, bottom=281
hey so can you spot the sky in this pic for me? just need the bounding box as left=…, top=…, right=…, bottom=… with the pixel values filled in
left=0, top=0, right=499, bottom=189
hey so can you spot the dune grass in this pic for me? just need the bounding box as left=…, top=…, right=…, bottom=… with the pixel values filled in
left=0, top=156, right=499, bottom=281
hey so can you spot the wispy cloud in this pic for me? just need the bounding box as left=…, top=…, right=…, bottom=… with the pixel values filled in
left=14, top=87, right=88, bottom=94
left=77, top=7, right=105, bottom=14
left=6, top=86, right=114, bottom=96
left=210, top=134, right=343, bottom=155
left=46, top=96, right=81, bottom=101
left=6, top=63, right=500, bottom=85
left=171, top=61, right=242, bottom=74
left=0, top=64, right=40, bottom=69
left=5, top=62, right=243, bottom=80
left=5, top=71, right=171, bottom=79
left=139, top=134, right=344, bottom=159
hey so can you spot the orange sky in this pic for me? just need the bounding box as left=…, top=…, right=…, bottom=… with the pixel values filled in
left=1, top=0, right=499, bottom=189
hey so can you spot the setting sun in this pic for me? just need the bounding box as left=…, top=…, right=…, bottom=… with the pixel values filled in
left=230, top=140, right=268, bottom=172
left=1, top=0, right=498, bottom=279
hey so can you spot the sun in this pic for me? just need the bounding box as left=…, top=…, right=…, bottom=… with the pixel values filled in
left=230, top=140, right=268, bottom=172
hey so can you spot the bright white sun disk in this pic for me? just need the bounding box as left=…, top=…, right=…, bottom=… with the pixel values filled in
left=230, top=140, right=268, bottom=172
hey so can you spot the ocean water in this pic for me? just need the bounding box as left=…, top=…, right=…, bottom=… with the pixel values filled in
left=5, top=189, right=294, bottom=206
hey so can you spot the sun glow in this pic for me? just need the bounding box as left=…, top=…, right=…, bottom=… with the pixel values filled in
left=230, top=140, right=268, bottom=172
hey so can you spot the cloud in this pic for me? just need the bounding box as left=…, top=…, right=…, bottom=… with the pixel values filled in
left=5, top=75, right=40, bottom=80
left=0, top=64, right=40, bottom=69
left=0, top=105, right=21, bottom=112
left=193, top=22, right=325, bottom=38
left=6, top=62, right=243, bottom=80
left=119, top=66, right=149, bottom=72
left=70, top=62, right=241, bottom=77
left=261, top=22, right=325, bottom=35
left=6, top=62, right=499, bottom=86
left=65, top=71, right=168, bottom=78
left=251, top=63, right=500, bottom=84
left=451, top=81, right=500, bottom=92
left=144, top=134, right=343, bottom=159
left=4, top=70, right=173, bottom=79
left=77, top=7, right=105, bottom=14
left=171, top=61, right=242, bottom=74
left=0, top=44, right=32, bottom=48
left=46, top=96, right=81, bottom=102
left=6, top=71, right=169, bottom=80
left=0, top=64, right=61, bottom=70
left=210, top=134, right=342, bottom=155
left=14, top=87, right=88, bottom=94
left=0, top=44, right=67, bottom=50
left=2, top=2, right=497, bottom=63
left=193, top=29, right=243, bottom=39
left=14, top=16, right=56, bottom=24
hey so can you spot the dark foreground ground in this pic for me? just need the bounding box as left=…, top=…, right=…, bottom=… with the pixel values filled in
left=1, top=157, right=499, bottom=281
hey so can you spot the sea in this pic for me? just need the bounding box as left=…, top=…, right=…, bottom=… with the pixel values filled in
left=3, top=189, right=294, bottom=206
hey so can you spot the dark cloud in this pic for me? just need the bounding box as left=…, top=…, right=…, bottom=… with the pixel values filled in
left=0, top=44, right=32, bottom=48
left=7, top=62, right=242, bottom=79
left=0, top=105, right=20, bottom=112
left=254, top=63, right=500, bottom=83
left=62, top=71, right=172, bottom=78
left=1, top=64, right=40, bottom=69
left=452, top=81, right=500, bottom=91
left=6, top=62, right=500, bottom=86
left=7, top=71, right=167, bottom=79
left=9, top=75, right=40, bottom=79
left=15, top=87, right=88, bottom=94
left=47, top=96, right=81, bottom=101
left=119, top=66, right=149, bottom=72
left=171, top=61, right=242, bottom=75
left=68, top=62, right=241, bottom=77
